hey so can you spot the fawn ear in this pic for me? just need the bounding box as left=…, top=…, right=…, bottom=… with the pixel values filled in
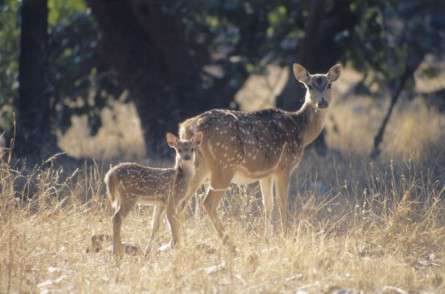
left=166, top=132, right=178, bottom=148
left=193, top=132, right=203, bottom=146
left=293, top=63, right=311, bottom=84
left=327, top=64, right=342, bottom=82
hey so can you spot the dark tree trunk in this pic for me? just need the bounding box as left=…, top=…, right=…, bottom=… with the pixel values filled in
left=370, top=58, right=422, bottom=159
left=89, top=0, right=247, bottom=159
left=276, top=0, right=358, bottom=155
left=16, top=0, right=58, bottom=160
left=89, top=0, right=183, bottom=158
left=370, top=68, right=412, bottom=159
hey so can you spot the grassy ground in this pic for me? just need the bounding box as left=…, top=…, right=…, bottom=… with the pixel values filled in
left=1, top=69, right=445, bottom=293
left=1, top=152, right=444, bottom=293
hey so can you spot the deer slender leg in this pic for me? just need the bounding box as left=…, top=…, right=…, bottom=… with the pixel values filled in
left=144, top=204, right=165, bottom=255
left=166, top=201, right=180, bottom=247
left=112, top=210, right=123, bottom=256
left=111, top=198, right=135, bottom=256
left=150, top=204, right=165, bottom=242
left=260, top=176, right=274, bottom=238
left=275, top=172, right=290, bottom=234
left=203, top=170, right=235, bottom=252
left=204, top=190, right=236, bottom=252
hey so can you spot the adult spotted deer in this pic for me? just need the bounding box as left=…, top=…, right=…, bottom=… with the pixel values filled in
left=179, top=63, right=342, bottom=250
left=104, top=132, right=203, bottom=256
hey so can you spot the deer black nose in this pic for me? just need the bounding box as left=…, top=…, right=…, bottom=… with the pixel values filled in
left=318, top=98, right=329, bottom=108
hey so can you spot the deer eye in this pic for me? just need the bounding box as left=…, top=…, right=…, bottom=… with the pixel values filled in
left=327, top=83, right=331, bottom=89
left=308, top=85, right=313, bottom=90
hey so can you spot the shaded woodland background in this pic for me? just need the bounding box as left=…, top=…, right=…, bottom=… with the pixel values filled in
left=3, top=2, right=445, bottom=292
left=1, top=0, right=445, bottom=161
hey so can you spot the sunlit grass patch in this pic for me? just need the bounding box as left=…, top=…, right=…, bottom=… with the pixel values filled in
left=1, top=154, right=444, bottom=293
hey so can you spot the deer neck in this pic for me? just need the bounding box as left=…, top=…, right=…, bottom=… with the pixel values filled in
left=172, top=161, right=195, bottom=203
left=292, top=95, right=329, bottom=147
left=174, top=161, right=195, bottom=186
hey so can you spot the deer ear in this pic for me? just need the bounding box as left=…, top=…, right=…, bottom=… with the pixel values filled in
left=193, top=132, right=203, bottom=146
left=293, top=63, right=311, bottom=84
left=166, top=132, right=178, bottom=148
left=327, top=64, right=342, bottom=82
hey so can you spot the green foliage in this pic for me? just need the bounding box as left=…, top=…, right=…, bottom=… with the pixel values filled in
left=350, top=0, right=445, bottom=95
left=0, top=0, right=20, bottom=129
left=267, top=5, right=287, bottom=35
left=0, top=0, right=108, bottom=134
left=3, top=0, right=444, bottom=137
left=48, top=11, right=116, bottom=136
left=48, top=0, right=86, bottom=25
left=47, top=0, right=104, bottom=135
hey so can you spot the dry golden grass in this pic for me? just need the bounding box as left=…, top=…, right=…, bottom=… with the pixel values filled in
left=2, top=67, right=445, bottom=293
left=1, top=147, right=445, bottom=293
left=59, top=102, right=146, bottom=160
left=326, top=96, right=445, bottom=161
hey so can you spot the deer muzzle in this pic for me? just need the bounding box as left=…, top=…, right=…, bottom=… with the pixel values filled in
left=317, top=98, right=329, bottom=109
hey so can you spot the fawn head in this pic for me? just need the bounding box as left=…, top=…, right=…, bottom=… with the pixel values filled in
left=166, top=132, right=203, bottom=168
left=293, top=63, right=342, bottom=109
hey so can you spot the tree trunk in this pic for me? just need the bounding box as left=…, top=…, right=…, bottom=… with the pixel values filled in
left=89, top=0, right=193, bottom=157
left=370, top=59, right=422, bottom=159
left=276, top=0, right=358, bottom=155
left=16, top=0, right=58, bottom=160
left=89, top=0, right=246, bottom=160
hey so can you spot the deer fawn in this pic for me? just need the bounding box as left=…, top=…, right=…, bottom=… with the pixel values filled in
left=104, top=132, right=203, bottom=256
left=179, top=63, right=342, bottom=250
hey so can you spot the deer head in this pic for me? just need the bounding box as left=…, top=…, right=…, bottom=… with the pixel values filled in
left=293, top=63, right=342, bottom=109
left=166, top=132, right=203, bottom=169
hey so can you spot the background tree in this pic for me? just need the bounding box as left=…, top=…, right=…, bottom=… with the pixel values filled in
left=1, top=0, right=444, bottom=160
left=0, top=0, right=19, bottom=131
left=15, top=0, right=58, bottom=159
left=87, top=0, right=273, bottom=157
left=356, top=0, right=445, bottom=158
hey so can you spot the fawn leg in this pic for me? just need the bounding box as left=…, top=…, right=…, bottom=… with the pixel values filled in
left=166, top=201, right=181, bottom=248
left=145, top=204, right=165, bottom=255
left=260, top=176, right=274, bottom=238
left=112, top=210, right=123, bottom=256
